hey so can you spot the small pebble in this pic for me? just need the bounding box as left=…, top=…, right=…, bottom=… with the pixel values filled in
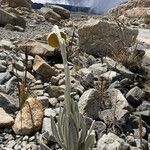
left=14, top=144, right=22, bottom=150
left=7, top=140, right=16, bottom=148
left=29, top=136, right=35, bottom=142
left=22, top=135, right=29, bottom=141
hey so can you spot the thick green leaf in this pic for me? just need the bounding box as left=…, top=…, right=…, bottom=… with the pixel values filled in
left=50, top=116, right=66, bottom=149
left=57, top=110, right=64, bottom=141
left=79, top=116, right=88, bottom=146
left=68, top=117, right=78, bottom=150
left=87, top=120, right=95, bottom=137
left=84, top=130, right=95, bottom=149
left=63, top=114, right=69, bottom=148
left=73, top=102, right=80, bottom=129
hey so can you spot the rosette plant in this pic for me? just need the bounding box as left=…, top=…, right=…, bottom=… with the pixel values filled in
left=47, top=25, right=95, bottom=150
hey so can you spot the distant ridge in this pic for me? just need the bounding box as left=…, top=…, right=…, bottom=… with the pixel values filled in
left=32, top=2, right=101, bottom=14
left=32, top=3, right=44, bottom=9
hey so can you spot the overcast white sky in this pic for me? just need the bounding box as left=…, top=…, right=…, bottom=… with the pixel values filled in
left=32, top=0, right=69, bottom=4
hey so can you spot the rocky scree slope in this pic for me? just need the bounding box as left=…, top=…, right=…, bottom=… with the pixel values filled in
left=0, top=0, right=150, bottom=150
left=107, top=0, right=150, bottom=29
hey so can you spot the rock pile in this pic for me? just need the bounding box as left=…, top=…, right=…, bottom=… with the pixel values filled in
left=40, top=5, right=70, bottom=24
left=0, top=9, right=26, bottom=29
left=7, top=0, right=32, bottom=9
left=108, top=0, right=150, bottom=28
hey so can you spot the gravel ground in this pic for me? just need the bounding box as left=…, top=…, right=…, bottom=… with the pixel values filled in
left=0, top=12, right=103, bottom=41
left=0, top=17, right=52, bottom=40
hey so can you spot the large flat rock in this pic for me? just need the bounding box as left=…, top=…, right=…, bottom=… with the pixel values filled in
left=78, top=18, right=138, bottom=57
left=137, top=29, right=150, bottom=48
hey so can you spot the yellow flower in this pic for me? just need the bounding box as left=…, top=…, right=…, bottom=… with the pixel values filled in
left=47, top=31, right=67, bottom=48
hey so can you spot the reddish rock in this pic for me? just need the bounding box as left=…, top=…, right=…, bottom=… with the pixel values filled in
left=124, top=8, right=148, bottom=18
left=13, top=97, right=44, bottom=135
left=49, top=98, right=58, bottom=107
left=33, top=55, right=57, bottom=80
left=108, top=0, right=150, bottom=27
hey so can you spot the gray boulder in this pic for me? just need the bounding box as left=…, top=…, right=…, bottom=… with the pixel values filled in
left=51, top=5, right=70, bottom=19
left=126, top=86, right=145, bottom=107
left=77, top=68, right=94, bottom=88
left=0, top=9, right=26, bottom=28
left=40, top=7, right=61, bottom=22
left=137, top=101, right=150, bottom=111
left=142, top=51, right=150, bottom=75
left=78, top=89, right=101, bottom=119
left=135, top=139, right=149, bottom=150
left=88, top=63, right=108, bottom=78
left=42, top=117, right=55, bottom=142
left=103, top=57, right=134, bottom=77
left=5, top=24, right=14, bottom=31
left=0, top=64, right=6, bottom=72
left=100, top=71, right=120, bottom=81
left=46, top=85, right=65, bottom=98
left=126, top=135, right=136, bottom=146
left=0, top=92, right=19, bottom=113
left=109, top=88, right=130, bottom=110
left=97, top=132, right=128, bottom=150
left=100, top=109, right=129, bottom=125
left=78, top=18, right=138, bottom=57
left=0, top=71, right=12, bottom=85
left=5, top=24, right=24, bottom=32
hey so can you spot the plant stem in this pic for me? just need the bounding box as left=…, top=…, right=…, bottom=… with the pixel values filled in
left=53, top=25, right=71, bottom=114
